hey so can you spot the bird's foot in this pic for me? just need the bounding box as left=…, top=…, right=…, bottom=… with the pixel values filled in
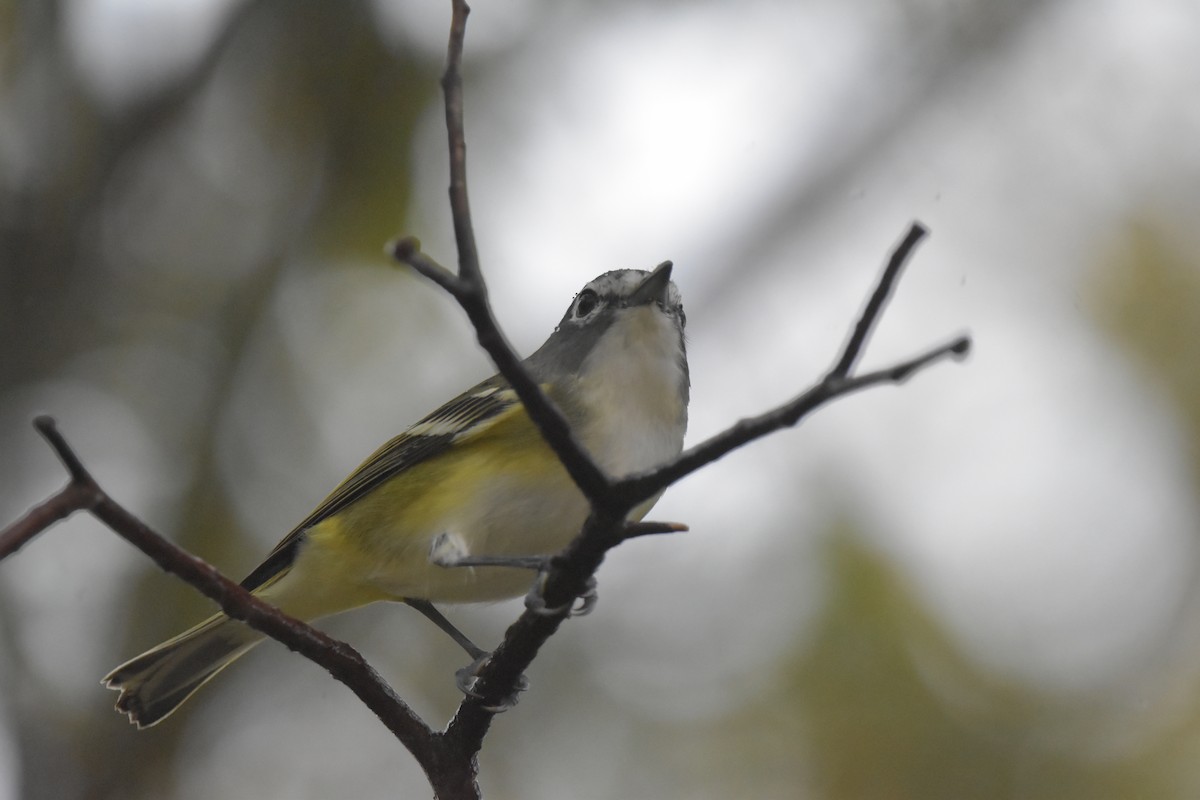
left=455, top=653, right=529, bottom=713
left=430, top=532, right=598, bottom=617
left=525, top=571, right=597, bottom=618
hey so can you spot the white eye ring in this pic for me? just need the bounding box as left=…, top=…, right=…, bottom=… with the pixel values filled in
left=573, top=289, right=600, bottom=318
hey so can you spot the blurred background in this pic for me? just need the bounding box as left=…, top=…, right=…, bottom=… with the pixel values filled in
left=2, top=0, right=1200, bottom=797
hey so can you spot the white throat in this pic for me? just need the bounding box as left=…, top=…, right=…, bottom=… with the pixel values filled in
left=574, top=305, right=687, bottom=477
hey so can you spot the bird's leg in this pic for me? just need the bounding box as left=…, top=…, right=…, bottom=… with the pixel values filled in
left=402, top=598, right=486, bottom=660
left=428, top=530, right=544, bottom=570
left=403, top=598, right=529, bottom=711
left=429, top=531, right=598, bottom=618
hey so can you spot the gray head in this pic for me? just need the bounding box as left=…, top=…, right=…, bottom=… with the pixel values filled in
left=525, top=262, right=688, bottom=389
left=524, top=261, right=690, bottom=474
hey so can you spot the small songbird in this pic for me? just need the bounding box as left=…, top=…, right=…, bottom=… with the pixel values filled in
left=104, top=262, right=689, bottom=727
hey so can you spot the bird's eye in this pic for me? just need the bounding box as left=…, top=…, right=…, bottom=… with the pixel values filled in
left=574, top=289, right=599, bottom=318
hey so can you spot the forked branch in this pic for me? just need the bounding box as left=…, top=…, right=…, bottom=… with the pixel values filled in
left=0, top=0, right=971, bottom=798
left=432, top=221, right=969, bottom=752
left=0, top=420, right=437, bottom=762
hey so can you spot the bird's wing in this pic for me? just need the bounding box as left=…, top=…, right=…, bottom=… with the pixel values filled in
left=240, top=374, right=522, bottom=591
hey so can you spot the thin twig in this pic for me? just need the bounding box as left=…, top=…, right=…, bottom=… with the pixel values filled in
left=0, top=1, right=974, bottom=796
left=443, top=246, right=971, bottom=746
left=827, top=222, right=928, bottom=380
left=34, top=414, right=94, bottom=483
left=390, top=236, right=466, bottom=295
left=0, top=483, right=96, bottom=559
left=392, top=239, right=612, bottom=509
left=388, top=1, right=612, bottom=507
left=621, top=520, right=690, bottom=541
left=612, top=233, right=968, bottom=509
left=442, top=0, right=480, bottom=287
left=403, top=1, right=972, bottom=758
left=850, top=334, right=971, bottom=384
left=0, top=417, right=102, bottom=558
left=614, top=334, right=971, bottom=506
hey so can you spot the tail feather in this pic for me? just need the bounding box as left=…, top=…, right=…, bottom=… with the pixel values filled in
left=103, top=614, right=262, bottom=728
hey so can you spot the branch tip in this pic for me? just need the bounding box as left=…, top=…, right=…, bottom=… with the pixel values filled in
left=32, top=415, right=93, bottom=485
left=396, top=247, right=469, bottom=297
left=828, top=222, right=930, bottom=380
left=622, top=520, right=689, bottom=542
left=868, top=335, right=971, bottom=383
left=388, top=235, right=422, bottom=261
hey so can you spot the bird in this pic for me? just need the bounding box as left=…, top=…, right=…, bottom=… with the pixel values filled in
left=103, top=262, right=689, bottom=727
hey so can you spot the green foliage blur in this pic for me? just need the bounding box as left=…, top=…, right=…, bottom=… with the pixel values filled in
left=3, top=1, right=1200, bottom=799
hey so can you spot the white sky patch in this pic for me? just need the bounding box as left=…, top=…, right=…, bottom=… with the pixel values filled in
left=401, top=0, right=878, bottom=337
left=401, top=0, right=1200, bottom=712
left=65, top=0, right=242, bottom=108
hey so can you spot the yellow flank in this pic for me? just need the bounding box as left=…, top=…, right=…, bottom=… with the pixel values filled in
left=103, top=264, right=689, bottom=729
left=257, top=401, right=592, bottom=618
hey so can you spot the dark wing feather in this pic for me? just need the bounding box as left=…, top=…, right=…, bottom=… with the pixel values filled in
left=240, top=374, right=517, bottom=591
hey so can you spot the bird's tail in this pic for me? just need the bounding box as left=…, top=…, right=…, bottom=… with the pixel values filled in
left=103, top=614, right=263, bottom=728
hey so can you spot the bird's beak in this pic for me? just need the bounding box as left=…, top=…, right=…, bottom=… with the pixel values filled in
left=628, top=261, right=673, bottom=307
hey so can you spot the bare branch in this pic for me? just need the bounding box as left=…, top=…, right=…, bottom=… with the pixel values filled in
left=389, top=2, right=611, bottom=507
left=611, top=230, right=968, bottom=509
left=441, top=233, right=970, bottom=745
left=616, top=335, right=970, bottom=506
left=621, top=520, right=690, bottom=541
left=391, top=237, right=612, bottom=512
left=851, top=334, right=971, bottom=384
left=389, top=236, right=467, bottom=296
left=34, top=414, right=95, bottom=483
left=441, top=0, right=481, bottom=287
left=0, top=2, right=973, bottom=797
left=827, top=222, right=928, bottom=380
left=0, top=419, right=439, bottom=770
left=443, top=507, right=620, bottom=752
left=0, top=417, right=102, bottom=558
left=0, top=483, right=96, bottom=559
left=393, top=2, right=973, bottom=758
